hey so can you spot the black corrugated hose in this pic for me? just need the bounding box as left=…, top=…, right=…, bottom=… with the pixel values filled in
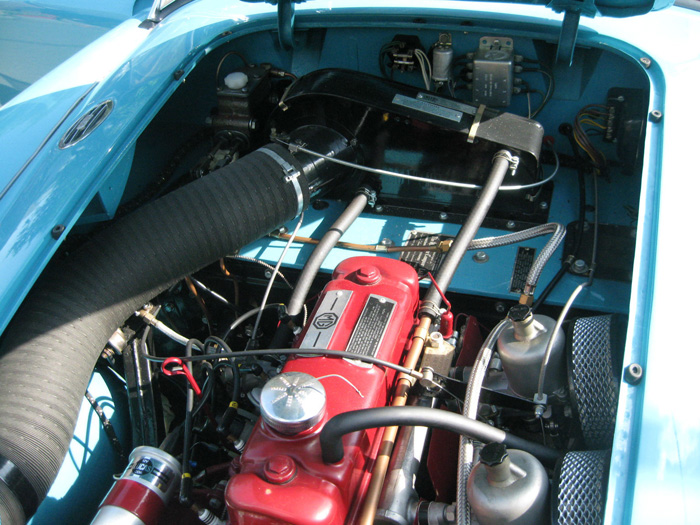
left=0, top=138, right=350, bottom=524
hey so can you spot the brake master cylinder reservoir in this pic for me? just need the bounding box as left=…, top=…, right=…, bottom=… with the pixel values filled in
left=467, top=443, right=549, bottom=525
left=497, top=304, right=565, bottom=399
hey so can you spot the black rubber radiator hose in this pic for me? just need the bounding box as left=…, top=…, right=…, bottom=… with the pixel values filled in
left=0, top=131, right=352, bottom=523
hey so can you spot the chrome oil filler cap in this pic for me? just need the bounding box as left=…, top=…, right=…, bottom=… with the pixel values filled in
left=261, top=372, right=326, bottom=435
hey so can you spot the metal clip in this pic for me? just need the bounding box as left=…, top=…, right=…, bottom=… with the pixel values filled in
left=467, top=104, right=486, bottom=144
left=493, top=150, right=520, bottom=176
left=258, top=147, right=304, bottom=216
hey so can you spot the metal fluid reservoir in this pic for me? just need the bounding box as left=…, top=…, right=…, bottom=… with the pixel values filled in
left=497, top=304, right=565, bottom=399
left=467, top=443, right=549, bottom=525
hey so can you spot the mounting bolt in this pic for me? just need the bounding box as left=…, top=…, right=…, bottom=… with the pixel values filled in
left=439, top=211, right=448, bottom=221
left=506, top=220, right=516, bottom=229
left=375, top=205, right=384, bottom=213
left=639, top=57, right=652, bottom=69
left=264, top=270, right=273, bottom=279
left=278, top=226, right=288, bottom=234
left=379, top=238, right=394, bottom=247
left=649, top=110, right=663, bottom=123
left=539, top=201, right=549, bottom=211
left=473, top=251, right=489, bottom=263
left=624, top=363, right=644, bottom=385
left=264, top=455, right=297, bottom=484
left=495, top=302, right=506, bottom=313
left=571, top=259, right=589, bottom=274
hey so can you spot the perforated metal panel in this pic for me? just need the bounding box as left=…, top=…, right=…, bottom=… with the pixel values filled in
left=569, top=315, right=619, bottom=449
left=555, top=450, right=609, bottom=525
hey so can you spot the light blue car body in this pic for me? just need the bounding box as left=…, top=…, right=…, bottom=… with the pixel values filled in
left=1, top=0, right=699, bottom=522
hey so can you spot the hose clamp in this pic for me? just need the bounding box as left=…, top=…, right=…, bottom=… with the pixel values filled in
left=259, top=147, right=304, bottom=216
left=356, top=186, right=377, bottom=208
left=0, top=455, right=39, bottom=519
left=493, top=150, right=520, bottom=176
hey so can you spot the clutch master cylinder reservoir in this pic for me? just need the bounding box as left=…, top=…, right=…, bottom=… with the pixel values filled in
left=467, top=443, right=549, bottom=525
left=497, top=304, right=565, bottom=399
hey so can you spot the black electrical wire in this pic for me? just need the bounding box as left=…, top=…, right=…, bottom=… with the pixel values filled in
left=84, top=390, right=127, bottom=465
left=144, top=341, right=422, bottom=378
left=522, top=67, right=554, bottom=118
left=532, top=124, right=587, bottom=311
left=179, top=337, right=201, bottom=506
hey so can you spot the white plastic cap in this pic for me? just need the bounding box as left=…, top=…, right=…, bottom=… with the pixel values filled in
left=224, top=72, right=249, bottom=90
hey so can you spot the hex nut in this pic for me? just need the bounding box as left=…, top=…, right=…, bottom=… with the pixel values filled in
left=623, top=363, right=644, bottom=385
left=649, top=110, right=663, bottom=123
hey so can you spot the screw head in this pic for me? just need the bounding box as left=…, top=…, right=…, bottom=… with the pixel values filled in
left=640, top=57, right=652, bottom=69
left=439, top=211, right=448, bottom=221
left=472, top=251, right=489, bottom=264
left=495, top=302, right=506, bottom=313
left=379, top=238, right=394, bottom=247
left=539, top=201, right=549, bottom=211
left=264, top=270, right=273, bottom=279
left=506, top=220, right=516, bottom=229
left=473, top=251, right=489, bottom=263
left=375, top=205, right=384, bottom=213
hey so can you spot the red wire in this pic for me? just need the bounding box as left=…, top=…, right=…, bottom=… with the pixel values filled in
left=427, top=272, right=451, bottom=312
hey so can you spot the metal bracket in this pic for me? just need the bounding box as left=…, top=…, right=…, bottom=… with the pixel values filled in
left=278, top=0, right=295, bottom=50
left=467, top=104, right=486, bottom=144
left=548, top=0, right=598, bottom=66
left=556, top=10, right=581, bottom=66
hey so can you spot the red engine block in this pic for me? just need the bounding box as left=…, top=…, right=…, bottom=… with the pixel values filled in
left=225, top=256, right=419, bottom=524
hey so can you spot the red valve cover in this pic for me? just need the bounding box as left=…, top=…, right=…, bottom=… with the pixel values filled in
left=226, top=256, right=419, bottom=524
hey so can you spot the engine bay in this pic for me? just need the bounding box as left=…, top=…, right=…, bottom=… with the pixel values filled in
left=25, top=18, right=653, bottom=525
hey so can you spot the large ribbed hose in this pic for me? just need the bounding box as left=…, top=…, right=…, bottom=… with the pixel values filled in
left=0, top=143, right=314, bottom=524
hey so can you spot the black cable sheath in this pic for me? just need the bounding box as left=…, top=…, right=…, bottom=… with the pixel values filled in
left=144, top=346, right=420, bottom=378
left=533, top=124, right=587, bottom=311
left=320, top=406, right=561, bottom=467
left=179, top=339, right=199, bottom=506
